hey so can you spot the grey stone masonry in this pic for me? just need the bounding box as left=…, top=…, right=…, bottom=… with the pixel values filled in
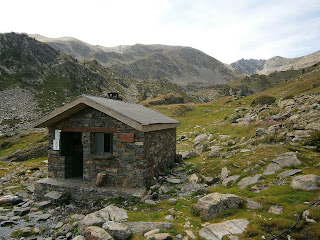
left=47, top=107, right=177, bottom=188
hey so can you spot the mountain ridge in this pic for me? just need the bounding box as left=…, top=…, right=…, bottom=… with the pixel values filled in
left=29, top=34, right=244, bottom=85
left=231, top=50, right=320, bottom=75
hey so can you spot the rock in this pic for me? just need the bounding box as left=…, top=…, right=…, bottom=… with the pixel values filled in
left=44, top=191, right=63, bottom=202
left=78, top=205, right=128, bottom=234
left=144, top=228, right=160, bottom=237
left=193, top=144, right=207, bottom=154
left=95, top=172, right=107, bottom=187
left=222, top=175, right=240, bottom=187
left=291, top=174, right=320, bottom=190
left=302, top=210, right=316, bottom=223
left=188, top=173, right=199, bottom=184
left=21, top=227, right=32, bottom=237
left=0, top=216, right=9, bottom=223
left=268, top=206, right=283, bottom=215
left=70, top=214, right=85, bottom=221
left=13, top=207, right=30, bottom=216
left=55, top=222, right=64, bottom=229
left=193, top=134, right=208, bottom=144
left=28, top=211, right=51, bottom=221
left=246, top=199, right=262, bottom=210
left=199, top=219, right=249, bottom=240
left=58, top=223, right=73, bottom=236
left=237, top=174, right=262, bottom=189
left=201, top=175, right=218, bottom=185
left=168, top=198, right=177, bottom=204
left=159, top=186, right=173, bottom=194
left=195, top=193, right=243, bottom=220
left=221, top=167, right=230, bottom=181
left=209, top=151, right=220, bottom=158
left=268, top=125, right=281, bottom=135
left=1, top=220, right=18, bottom=226
left=0, top=195, right=23, bottom=206
left=16, top=190, right=29, bottom=199
left=263, top=152, right=301, bottom=175
left=210, top=145, right=222, bottom=152
left=256, top=128, right=268, bottom=137
left=277, top=169, right=302, bottom=178
left=145, top=200, right=156, bottom=205
left=180, top=151, right=197, bottom=160
left=184, top=230, right=196, bottom=239
left=72, top=236, right=86, bottom=240
left=147, top=233, right=172, bottom=240
left=102, top=221, right=132, bottom=240
left=126, top=222, right=173, bottom=234
left=85, top=226, right=114, bottom=240
left=35, top=200, right=51, bottom=208
left=166, top=178, right=181, bottom=184
left=165, top=215, right=174, bottom=220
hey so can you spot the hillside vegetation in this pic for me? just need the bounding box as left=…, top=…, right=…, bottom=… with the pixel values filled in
left=1, top=61, right=320, bottom=239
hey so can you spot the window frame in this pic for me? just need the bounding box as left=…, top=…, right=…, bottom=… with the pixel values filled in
left=94, top=132, right=113, bottom=155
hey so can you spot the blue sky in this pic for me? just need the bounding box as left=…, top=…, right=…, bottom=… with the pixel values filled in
left=1, top=0, right=319, bottom=63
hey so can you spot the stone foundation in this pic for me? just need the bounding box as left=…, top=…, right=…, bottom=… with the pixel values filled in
left=35, top=178, right=145, bottom=202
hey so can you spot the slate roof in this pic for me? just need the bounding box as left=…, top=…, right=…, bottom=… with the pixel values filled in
left=33, top=95, right=180, bottom=132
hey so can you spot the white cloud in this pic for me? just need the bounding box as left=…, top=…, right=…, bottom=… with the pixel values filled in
left=0, top=0, right=319, bottom=63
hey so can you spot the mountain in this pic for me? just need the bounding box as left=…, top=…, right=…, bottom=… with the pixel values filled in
left=0, top=33, right=199, bottom=135
left=231, top=50, right=320, bottom=75
left=29, top=34, right=244, bottom=85
left=230, top=58, right=266, bottom=75
left=228, top=61, right=320, bottom=95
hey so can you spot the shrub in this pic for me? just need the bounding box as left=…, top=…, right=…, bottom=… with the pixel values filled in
left=251, top=95, right=276, bottom=106
left=304, top=130, right=320, bottom=152
left=57, top=191, right=71, bottom=206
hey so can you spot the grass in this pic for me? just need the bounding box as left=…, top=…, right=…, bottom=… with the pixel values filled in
left=0, top=130, right=48, bottom=157
left=2, top=66, right=320, bottom=239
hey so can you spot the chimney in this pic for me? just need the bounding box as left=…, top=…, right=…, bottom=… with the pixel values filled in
left=108, top=92, right=122, bottom=101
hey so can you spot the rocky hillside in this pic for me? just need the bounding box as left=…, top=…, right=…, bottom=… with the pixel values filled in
left=231, top=50, right=320, bottom=75
left=30, top=34, right=244, bottom=85
left=228, top=61, right=320, bottom=95
left=1, top=72, right=320, bottom=239
left=0, top=33, right=197, bottom=135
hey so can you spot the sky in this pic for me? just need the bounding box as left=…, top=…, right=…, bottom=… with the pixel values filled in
left=1, top=0, right=319, bottom=63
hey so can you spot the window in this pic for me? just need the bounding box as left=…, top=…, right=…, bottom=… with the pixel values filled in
left=95, top=133, right=113, bottom=154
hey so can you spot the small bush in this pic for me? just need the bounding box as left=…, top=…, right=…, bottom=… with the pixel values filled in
left=304, top=130, right=320, bottom=152
left=283, top=94, right=294, bottom=100
left=190, top=205, right=200, bottom=217
left=57, top=191, right=71, bottom=206
left=251, top=95, right=276, bottom=106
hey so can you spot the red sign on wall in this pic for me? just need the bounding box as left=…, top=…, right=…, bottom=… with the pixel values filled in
left=119, top=133, right=134, bottom=143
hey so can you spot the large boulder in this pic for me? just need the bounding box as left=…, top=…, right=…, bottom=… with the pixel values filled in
left=237, top=174, right=262, bottom=189
left=222, top=175, right=240, bottom=187
left=126, top=222, right=172, bottom=234
left=102, top=221, right=132, bottom=240
left=193, top=133, right=208, bottom=145
left=78, top=205, right=128, bottom=234
left=0, top=195, right=23, bottom=206
left=263, top=152, right=301, bottom=175
left=146, top=233, right=172, bottom=240
left=291, top=174, right=320, bottom=190
left=85, top=226, right=114, bottom=240
left=199, top=219, right=249, bottom=240
left=195, top=193, right=243, bottom=220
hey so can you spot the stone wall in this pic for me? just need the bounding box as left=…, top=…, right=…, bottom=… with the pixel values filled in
left=47, top=107, right=177, bottom=188
left=144, top=128, right=176, bottom=178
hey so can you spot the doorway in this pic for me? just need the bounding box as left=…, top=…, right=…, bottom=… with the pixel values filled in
left=60, top=132, right=83, bottom=178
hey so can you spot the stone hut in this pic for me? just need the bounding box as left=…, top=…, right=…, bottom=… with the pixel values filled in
left=33, top=95, right=180, bottom=188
